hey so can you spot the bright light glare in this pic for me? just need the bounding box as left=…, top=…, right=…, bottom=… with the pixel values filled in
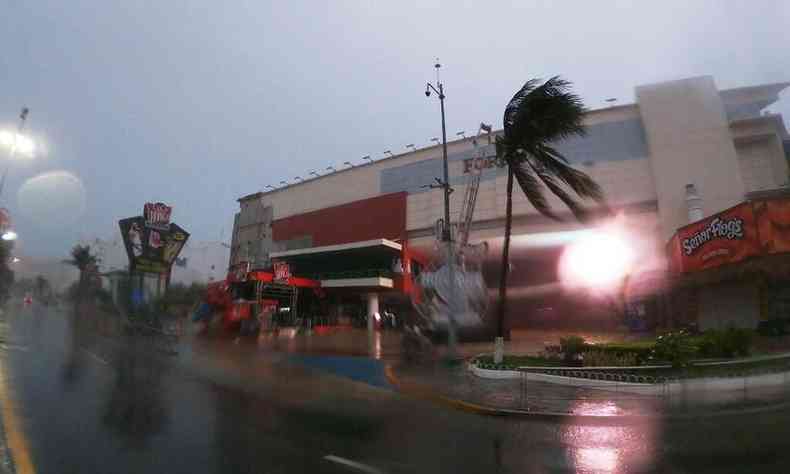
left=0, top=130, right=36, bottom=157
left=11, top=257, right=20, bottom=263
left=1, top=231, right=17, bottom=241
left=559, top=229, right=634, bottom=290
left=575, top=447, right=619, bottom=472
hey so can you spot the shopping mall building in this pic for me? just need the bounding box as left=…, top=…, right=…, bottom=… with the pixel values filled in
left=228, top=76, right=790, bottom=333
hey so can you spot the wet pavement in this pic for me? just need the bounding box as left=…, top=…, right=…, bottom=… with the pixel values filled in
left=2, top=303, right=790, bottom=473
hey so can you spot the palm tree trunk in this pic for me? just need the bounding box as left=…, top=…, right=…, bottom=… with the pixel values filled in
left=496, top=165, right=514, bottom=338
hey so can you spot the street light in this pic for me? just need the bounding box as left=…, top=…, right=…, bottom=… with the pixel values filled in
left=1, top=230, right=17, bottom=241
left=0, top=107, right=31, bottom=200
left=0, top=131, right=35, bottom=156
left=425, top=60, right=459, bottom=359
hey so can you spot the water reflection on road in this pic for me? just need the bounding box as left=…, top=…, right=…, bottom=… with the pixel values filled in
left=1, top=305, right=790, bottom=473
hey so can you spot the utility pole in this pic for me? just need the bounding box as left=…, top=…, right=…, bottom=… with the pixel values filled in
left=426, top=61, right=459, bottom=360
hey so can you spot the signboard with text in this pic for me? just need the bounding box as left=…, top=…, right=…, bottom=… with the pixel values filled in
left=273, top=261, right=291, bottom=282
left=668, top=202, right=760, bottom=273
left=119, top=203, right=189, bottom=275
left=666, top=199, right=790, bottom=274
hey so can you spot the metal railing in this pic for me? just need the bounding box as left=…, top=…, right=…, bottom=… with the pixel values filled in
left=468, top=356, right=790, bottom=415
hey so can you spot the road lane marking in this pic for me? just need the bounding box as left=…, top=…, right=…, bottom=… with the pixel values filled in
left=323, top=455, right=385, bottom=474
left=80, top=348, right=108, bottom=366
left=0, top=357, right=35, bottom=474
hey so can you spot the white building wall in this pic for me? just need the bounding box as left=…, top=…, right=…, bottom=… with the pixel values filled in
left=637, top=76, right=748, bottom=240
left=737, top=138, right=782, bottom=193
left=405, top=158, right=657, bottom=233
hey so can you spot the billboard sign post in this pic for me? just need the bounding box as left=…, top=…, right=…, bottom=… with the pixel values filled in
left=119, top=203, right=189, bottom=279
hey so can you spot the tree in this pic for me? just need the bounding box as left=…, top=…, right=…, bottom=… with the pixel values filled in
left=494, top=77, right=606, bottom=338
left=35, top=275, right=49, bottom=294
left=64, top=244, right=100, bottom=303
left=0, top=241, right=14, bottom=304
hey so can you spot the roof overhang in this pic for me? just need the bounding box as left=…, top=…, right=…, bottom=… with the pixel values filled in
left=270, top=238, right=402, bottom=259
left=321, top=277, right=394, bottom=289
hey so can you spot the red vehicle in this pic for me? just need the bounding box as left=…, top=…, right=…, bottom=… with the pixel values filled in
left=23, top=293, right=33, bottom=305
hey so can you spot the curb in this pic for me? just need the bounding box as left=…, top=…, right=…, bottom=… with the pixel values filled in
left=383, top=365, right=790, bottom=424
left=383, top=365, right=632, bottom=424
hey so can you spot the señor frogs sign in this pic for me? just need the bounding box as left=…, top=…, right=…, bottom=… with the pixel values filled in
left=682, top=216, right=745, bottom=256
left=668, top=202, right=760, bottom=273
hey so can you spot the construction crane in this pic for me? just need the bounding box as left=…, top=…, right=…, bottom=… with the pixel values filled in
left=457, top=122, right=493, bottom=248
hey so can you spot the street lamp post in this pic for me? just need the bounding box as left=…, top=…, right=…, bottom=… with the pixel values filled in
left=425, top=61, right=459, bottom=360
left=0, top=107, right=30, bottom=200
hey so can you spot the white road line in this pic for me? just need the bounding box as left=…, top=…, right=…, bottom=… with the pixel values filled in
left=80, top=348, right=109, bottom=365
left=323, top=455, right=386, bottom=474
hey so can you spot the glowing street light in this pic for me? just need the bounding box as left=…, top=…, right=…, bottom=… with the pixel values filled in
left=0, top=108, right=33, bottom=201
left=1, top=230, right=17, bottom=241
left=0, top=131, right=35, bottom=157
left=559, top=228, right=635, bottom=291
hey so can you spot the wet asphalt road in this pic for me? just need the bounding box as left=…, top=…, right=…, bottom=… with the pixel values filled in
left=2, top=303, right=790, bottom=473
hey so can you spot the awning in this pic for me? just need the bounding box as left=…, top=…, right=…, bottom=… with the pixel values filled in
left=269, top=238, right=401, bottom=259
left=270, top=238, right=403, bottom=291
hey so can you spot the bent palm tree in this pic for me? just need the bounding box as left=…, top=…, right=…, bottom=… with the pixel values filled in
left=495, top=77, right=606, bottom=338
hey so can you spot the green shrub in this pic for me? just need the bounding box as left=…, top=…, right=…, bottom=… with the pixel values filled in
left=652, top=330, right=697, bottom=368
left=758, top=319, right=788, bottom=337
left=594, top=342, right=655, bottom=365
left=696, top=328, right=754, bottom=358
left=560, top=335, right=588, bottom=362
left=583, top=350, right=638, bottom=367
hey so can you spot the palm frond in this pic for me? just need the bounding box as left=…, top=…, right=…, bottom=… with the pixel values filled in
left=503, top=76, right=586, bottom=149
left=525, top=159, right=593, bottom=222
left=511, top=160, right=557, bottom=219
left=496, top=76, right=608, bottom=221
left=532, top=144, right=605, bottom=203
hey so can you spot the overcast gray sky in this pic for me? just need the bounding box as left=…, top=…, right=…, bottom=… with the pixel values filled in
left=1, top=0, right=788, bottom=258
